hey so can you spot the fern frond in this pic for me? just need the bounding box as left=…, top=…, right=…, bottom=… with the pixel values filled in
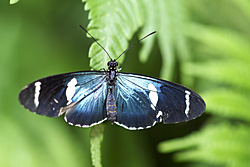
left=138, top=0, right=158, bottom=63
left=83, top=0, right=144, bottom=70
left=159, top=1, right=250, bottom=166
left=204, top=89, right=250, bottom=122
left=150, top=0, right=190, bottom=80
left=9, top=0, right=19, bottom=4
left=184, top=60, right=250, bottom=92
left=183, top=24, right=250, bottom=93
left=231, top=0, right=250, bottom=20
left=83, top=0, right=192, bottom=81
left=158, top=123, right=250, bottom=167
left=187, top=24, right=250, bottom=62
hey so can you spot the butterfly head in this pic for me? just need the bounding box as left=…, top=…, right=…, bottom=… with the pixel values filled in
left=107, top=60, right=118, bottom=70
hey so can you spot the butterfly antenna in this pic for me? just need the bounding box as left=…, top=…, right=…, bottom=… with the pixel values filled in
left=115, top=31, right=156, bottom=61
left=79, top=25, right=112, bottom=60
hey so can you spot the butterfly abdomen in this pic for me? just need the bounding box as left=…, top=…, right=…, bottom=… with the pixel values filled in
left=106, top=85, right=117, bottom=124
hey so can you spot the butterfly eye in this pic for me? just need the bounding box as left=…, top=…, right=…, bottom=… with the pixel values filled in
left=107, top=61, right=118, bottom=68
left=107, top=61, right=111, bottom=66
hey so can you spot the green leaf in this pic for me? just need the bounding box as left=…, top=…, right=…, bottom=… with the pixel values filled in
left=83, top=0, right=144, bottom=70
left=9, top=0, right=19, bottom=5
left=0, top=6, right=92, bottom=167
left=158, top=123, right=250, bottom=167
left=139, top=0, right=190, bottom=80
left=187, top=24, right=250, bottom=62
left=232, top=0, right=250, bottom=21
left=83, top=0, right=191, bottom=82
left=157, top=0, right=190, bottom=80
left=138, top=0, right=157, bottom=63
left=204, top=89, right=250, bottom=122
left=184, top=60, right=250, bottom=91
left=160, top=1, right=250, bottom=166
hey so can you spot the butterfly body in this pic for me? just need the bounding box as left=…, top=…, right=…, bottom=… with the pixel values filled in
left=106, top=85, right=117, bottom=124
left=106, top=60, right=119, bottom=124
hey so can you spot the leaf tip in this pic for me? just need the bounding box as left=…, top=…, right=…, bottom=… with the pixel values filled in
left=9, top=0, right=19, bottom=5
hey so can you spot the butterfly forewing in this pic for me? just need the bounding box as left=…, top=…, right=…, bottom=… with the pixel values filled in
left=19, top=71, right=108, bottom=126
left=114, top=72, right=206, bottom=129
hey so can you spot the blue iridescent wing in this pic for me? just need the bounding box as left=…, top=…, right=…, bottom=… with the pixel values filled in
left=19, top=71, right=108, bottom=127
left=114, top=72, right=206, bottom=130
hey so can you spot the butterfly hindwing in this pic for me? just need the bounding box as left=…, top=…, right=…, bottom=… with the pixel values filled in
left=64, top=80, right=107, bottom=127
left=114, top=72, right=206, bottom=129
left=19, top=71, right=108, bottom=126
left=115, top=76, right=156, bottom=129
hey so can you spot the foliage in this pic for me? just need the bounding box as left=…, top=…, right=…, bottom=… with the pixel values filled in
left=0, top=0, right=249, bottom=167
left=0, top=1, right=92, bottom=167
left=83, top=0, right=190, bottom=80
left=158, top=1, right=250, bottom=167
left=9, top=0, right=19, bottom=5
left=158, top=123, right=250, bottom=167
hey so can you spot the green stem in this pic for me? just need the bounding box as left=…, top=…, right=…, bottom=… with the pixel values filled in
left=90, top=123, right=106, bottom=167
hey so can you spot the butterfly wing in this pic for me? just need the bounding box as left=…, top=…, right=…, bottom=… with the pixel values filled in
left=114, top=72, right=206, bottom=130
left=19, top=71, right=108, bottom=127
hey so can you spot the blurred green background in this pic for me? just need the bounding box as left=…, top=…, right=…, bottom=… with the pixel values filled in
left=0, top=0, right=249, bottom=167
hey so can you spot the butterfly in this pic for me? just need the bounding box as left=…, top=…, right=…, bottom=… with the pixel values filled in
left=18, top=26, right=206, bottom=130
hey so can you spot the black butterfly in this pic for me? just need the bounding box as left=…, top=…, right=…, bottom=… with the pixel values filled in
left=19, top=26, right=206, bottom=130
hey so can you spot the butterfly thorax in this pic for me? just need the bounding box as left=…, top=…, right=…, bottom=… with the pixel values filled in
left=106, top=60, right=118, bottom=84
left=106, top=60, right=118, bottom=123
